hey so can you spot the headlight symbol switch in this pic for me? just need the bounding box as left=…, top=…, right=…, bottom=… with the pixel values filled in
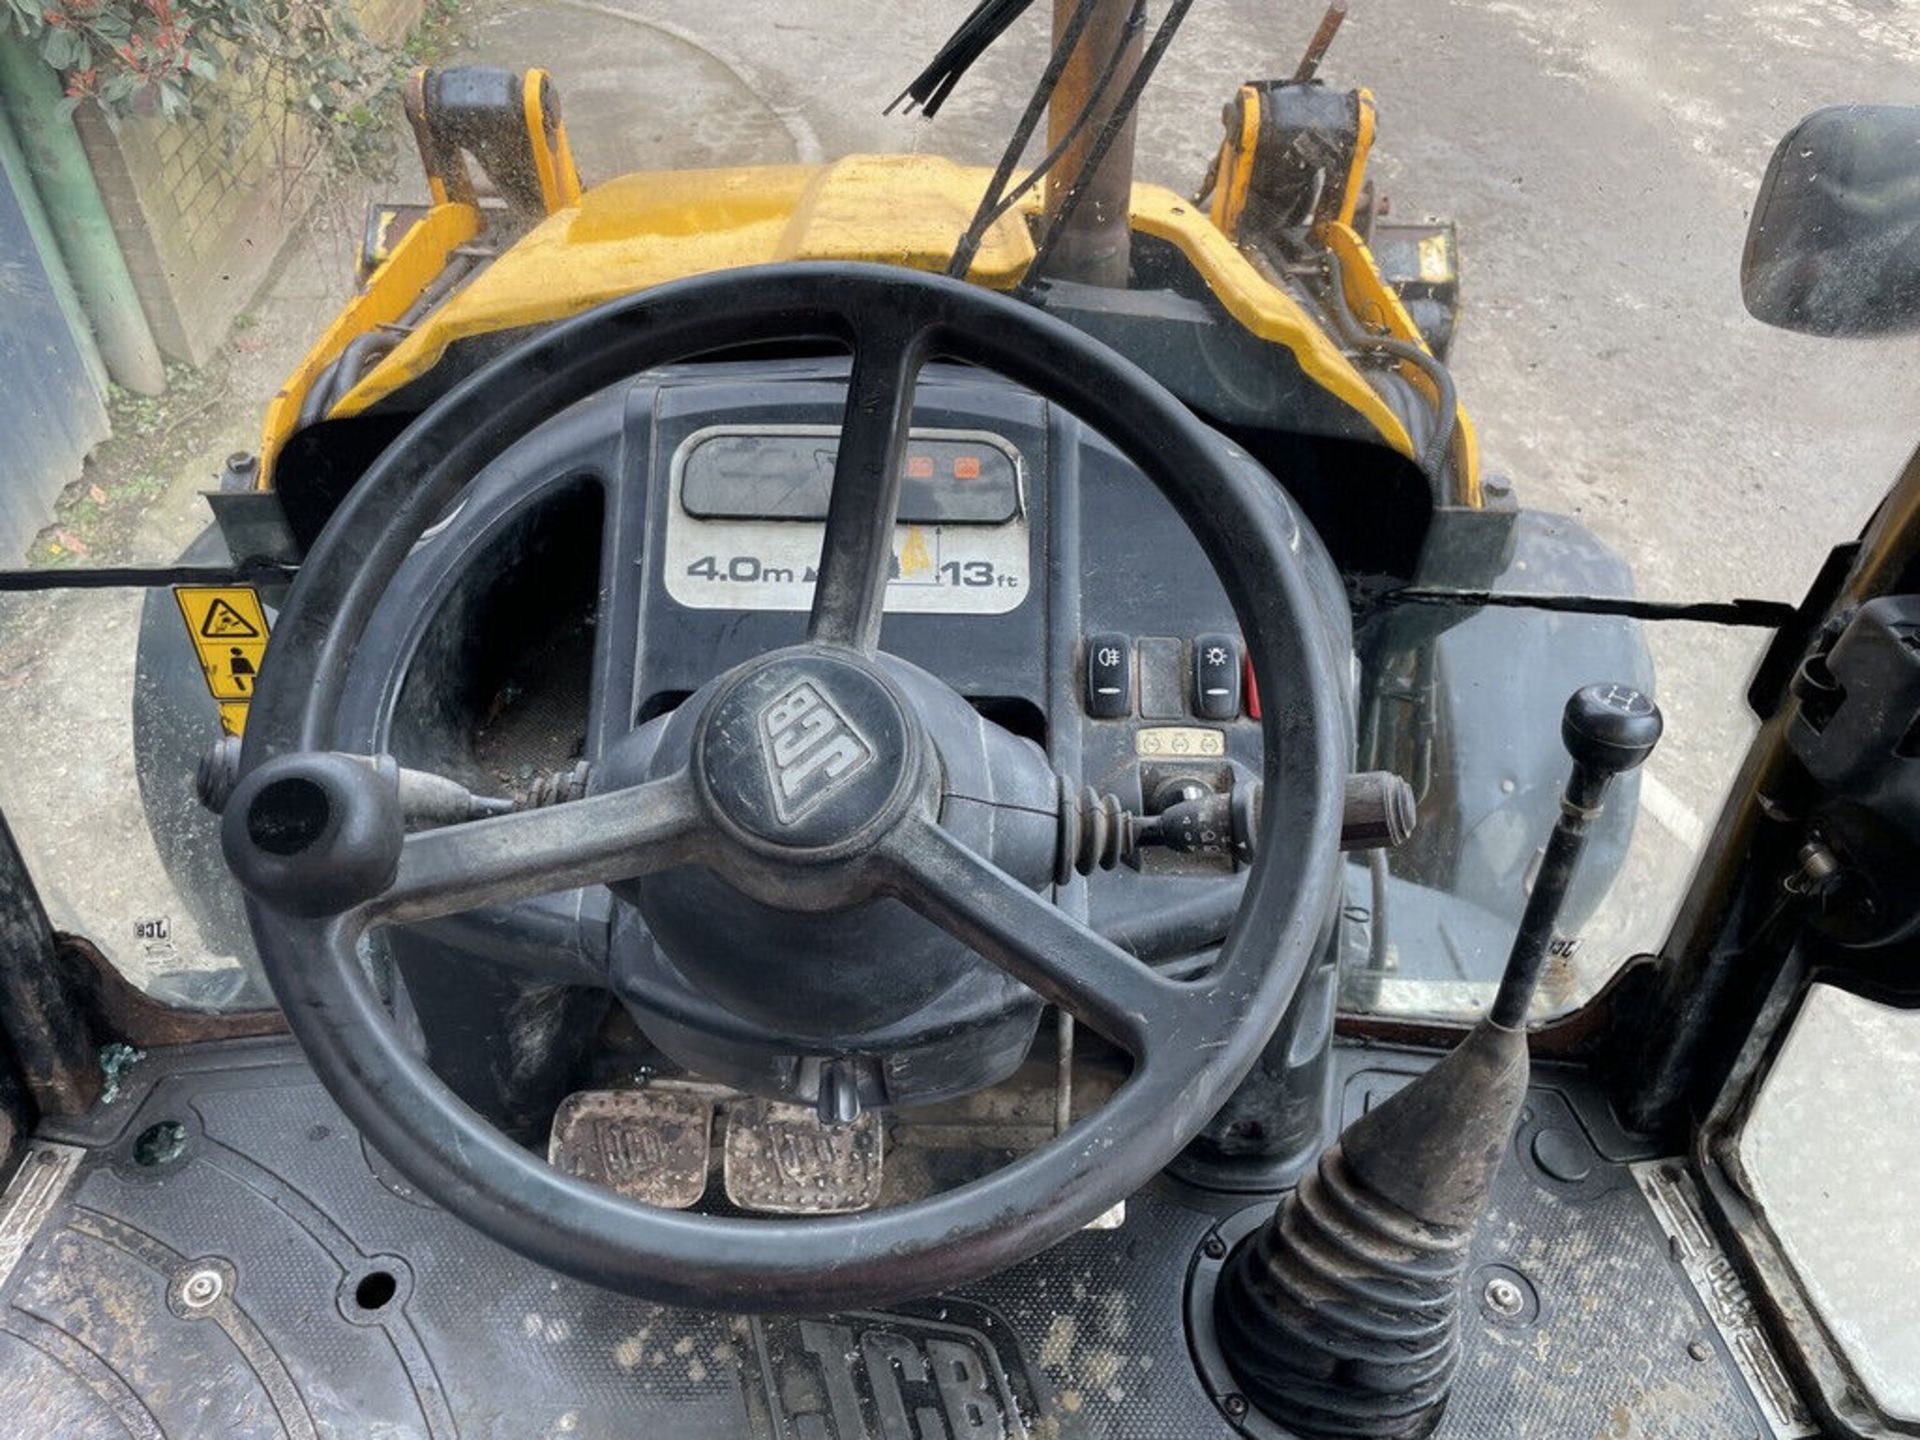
left=1192, top=634, right=1242, bottom=720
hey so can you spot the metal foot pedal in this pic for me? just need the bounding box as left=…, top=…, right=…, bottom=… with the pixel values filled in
left=547, top=1087, right=714, bottom=1209
left=722, top=1098, right=883, bottom=1215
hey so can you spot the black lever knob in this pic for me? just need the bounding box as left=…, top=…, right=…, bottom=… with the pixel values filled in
left=1489, top=682, right=1661, bottom=1028
left=1561, top=682, right=1662, bottom=785
left=222, top=752, right=405, bottom=918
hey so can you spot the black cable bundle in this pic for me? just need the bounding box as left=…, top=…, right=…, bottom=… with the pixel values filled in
left=889, top=0, right=1037, bottom=117
left=944, top=0, right=1139, bottom=278
left=1020, top=0, right=1195, bottom=289
left=894, top=0, right=1199, bottom=284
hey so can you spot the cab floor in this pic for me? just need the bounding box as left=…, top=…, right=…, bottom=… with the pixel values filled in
left=0, top=1038, right=1774, bottom=1439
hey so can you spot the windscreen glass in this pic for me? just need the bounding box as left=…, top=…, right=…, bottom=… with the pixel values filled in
left=0, top=1, right=1914, bottom=1026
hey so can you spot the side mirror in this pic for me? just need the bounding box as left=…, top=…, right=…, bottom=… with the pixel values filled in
left=1743, top=104, right=1920, bottom=336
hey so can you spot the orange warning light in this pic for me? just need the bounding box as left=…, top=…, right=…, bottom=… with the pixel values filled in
left=953, top=455, right=981, bottom=480
left=906, top=454, right=934, bottom=479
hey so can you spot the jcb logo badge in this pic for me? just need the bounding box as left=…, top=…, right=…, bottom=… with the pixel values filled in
left=758, top=679, right=873, bottom=825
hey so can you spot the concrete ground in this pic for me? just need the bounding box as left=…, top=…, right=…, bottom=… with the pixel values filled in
left=5, top=0, right=1919, bottom=1003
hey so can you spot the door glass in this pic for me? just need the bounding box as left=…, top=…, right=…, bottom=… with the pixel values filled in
left=1736, top=984, right=1920, bottom=1425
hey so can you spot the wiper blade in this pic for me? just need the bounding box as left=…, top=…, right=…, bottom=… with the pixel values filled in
left=0, top=559, right=298, bottom=593
left=889, top=0, right=1037, bottom=118
left=1376, top=587, right=1797, bottom=629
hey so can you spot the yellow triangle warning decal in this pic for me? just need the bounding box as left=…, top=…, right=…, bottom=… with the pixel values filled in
left=198, top=597, right=261, bottom=639
left=174, top=587, right=271, bottom=705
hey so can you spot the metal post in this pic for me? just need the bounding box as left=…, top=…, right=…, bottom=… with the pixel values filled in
left=1041, top=0, right=1141, bottom=287
left=0, top=31, right=166, bottom=395
left=1291, top=0, right=1349, bottom=84
left=0, top=813, right=100, bottom=1117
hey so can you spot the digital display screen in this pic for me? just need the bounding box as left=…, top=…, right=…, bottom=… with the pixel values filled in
left=679, top=428, right=1020, bottom=524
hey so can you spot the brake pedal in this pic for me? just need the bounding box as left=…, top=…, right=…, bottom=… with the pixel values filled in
left=547, top=1087, right=714, bottom=1209
left=722, top=1098, right=884, bottom=1215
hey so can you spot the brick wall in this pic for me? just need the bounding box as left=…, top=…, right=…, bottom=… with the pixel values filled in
left=77, top=0, right=423, bottom=367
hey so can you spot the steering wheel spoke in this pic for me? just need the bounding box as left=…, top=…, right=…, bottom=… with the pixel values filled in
left=361, top=770, right=702, bottom=929
left=806, top=312, right=935, bottom=652
left=885, top=813, right=1191, bottom=1058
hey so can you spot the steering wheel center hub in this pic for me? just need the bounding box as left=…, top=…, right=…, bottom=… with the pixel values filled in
left=695, top=649, right=920, bottom=852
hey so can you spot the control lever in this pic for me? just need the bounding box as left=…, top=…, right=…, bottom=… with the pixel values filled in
left=197, top=735, right=589, bottom=827
left=1489, top=684, right=1663, bottom=1027
left=1056, top=770, right=1414, bottom=881
left=1212, top=684, right=1660, bottom=1440
left=1133, top=780, right=1260, bottom=863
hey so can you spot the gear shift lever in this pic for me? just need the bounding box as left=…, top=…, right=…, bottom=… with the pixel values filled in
left=1214, top=684, right=1661, bottom=1439
left=1489, top=683, right=1663, bottom=1027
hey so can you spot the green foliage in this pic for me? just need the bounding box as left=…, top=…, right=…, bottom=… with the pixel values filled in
left=3, top=0, right=399, bottom=178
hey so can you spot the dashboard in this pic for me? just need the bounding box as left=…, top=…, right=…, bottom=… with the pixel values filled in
left=632, top=365, right=1272, bottom=907
left=354, top=360, right=1297, bottom=920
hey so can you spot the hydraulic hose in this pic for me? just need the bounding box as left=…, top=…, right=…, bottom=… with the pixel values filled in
left=1323, top=246, right=1459, bottom=480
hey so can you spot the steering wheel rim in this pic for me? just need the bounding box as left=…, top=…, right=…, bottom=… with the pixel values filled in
left=235, top=262, right=1345, bottom=1311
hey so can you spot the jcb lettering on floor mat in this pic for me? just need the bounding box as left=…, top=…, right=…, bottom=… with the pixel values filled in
left=746, top=1307, right=1038, bottom=1439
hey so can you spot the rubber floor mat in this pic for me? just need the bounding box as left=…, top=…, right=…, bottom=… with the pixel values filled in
left=0, top=1038, right=1772, bottom=1438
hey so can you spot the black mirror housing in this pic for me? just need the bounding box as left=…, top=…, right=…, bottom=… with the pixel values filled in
left=1743, top=104, right=1920, bottom=336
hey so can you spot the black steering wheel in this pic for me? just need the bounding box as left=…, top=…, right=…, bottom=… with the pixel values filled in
left=225, top=263, right=1344, bottom=1311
